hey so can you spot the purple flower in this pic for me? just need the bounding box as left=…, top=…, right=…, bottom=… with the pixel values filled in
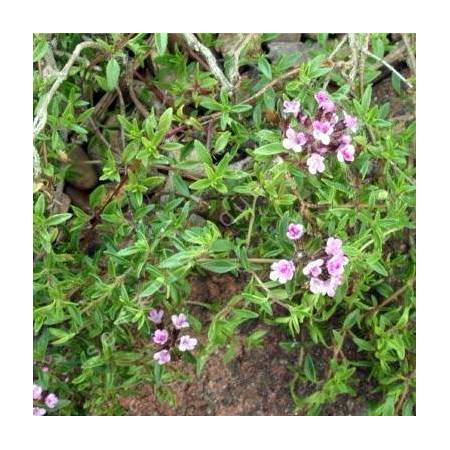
left=337, top=143, right=355, bottom=163
left=312, top=120, right=334, bottom=145
left=314, top=91, right=335, bottom=113
left=33, top=384, right=42, bottom=401
left=326, top=254, right=349, bottom=277
left=330, top=113, right=339, bottom=124
left=152, top=329, right=169, bottom=345
left=323, top=275, right=343, bottom=297
left=148, top=309, right=164, bottom=324
left=269, top=260, right=296, bottom=284
left=316, top=146, right=328, bottom=155
left=171, top=313, right=189, bottom=330
left=286, top=223, right=304, bottom=240
left=44, top=393, right=59, bottom=409
left=303, top=259, right=324, bottom=278
left=282, top=127, right=307, bottom=153
left=33, top=407, right=46, bottom=416
left=309, top=277, right=326, bottom=295
left=153, top=349, right=171, bottom=365
left=344, top=112, right=358, bottom=132
left=283, top=99, right=300, bottom=116
left=307, top=153, right=325, bottom=175
left=325, top=237, right=343, bottom=256
left=178, top=335, right=198, bottom=352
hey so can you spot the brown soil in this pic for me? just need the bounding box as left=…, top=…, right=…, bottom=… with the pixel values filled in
left=119, top=274, right=377, bottom=416
left=120, top=325, right=297, bottom=416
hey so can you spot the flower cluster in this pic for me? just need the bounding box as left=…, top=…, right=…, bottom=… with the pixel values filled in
left=33, top=383, right=59, bottom=416
left=269, top=224, right=349, bottom=298
left=149, top=309, right=198, bottom=365
left=282, top=92, right=358, bottom=175
left=302, top=237, right=349, bottom=297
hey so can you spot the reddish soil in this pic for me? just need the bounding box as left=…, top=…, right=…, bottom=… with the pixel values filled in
left=120, top=326, right=297, bottom=416
left=119, top=274, right=377, bottom=416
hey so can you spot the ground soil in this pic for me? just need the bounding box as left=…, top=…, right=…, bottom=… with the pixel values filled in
left=120, top=274, right=378, bottom=416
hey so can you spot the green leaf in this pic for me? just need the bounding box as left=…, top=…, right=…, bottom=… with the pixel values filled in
left=46, top=213, right=72, bottom=226
left=304, top=354, right=317, bottom=383
left=106, top=59, right=120, bottom=91
left=155, top=33, right=168, bottom=56
left=352, top=335, right=374, bottom=352
left=253, top=142, right=285, bottom=156
left=200, top=98, right=223, bottom=111
left=194, top=140, right=213, bottom=165
left=159, top=250, right=199, bottom=269
left=48, top=328, right=76, bottom=345
left=33, top=41, right=49, bottom=62
left=233, top=309, right=259, bottom=320
left=34, top=194, right=45, bottom=215
left=158, top=108, right=173, bottom=135
left=215, top=132, right=231, bottom=152
left=230, top=104, right=252, bottom=113
left=361, top=85, right=372, bottom=112
left=367, top=258, right=388, bottom=276
left=190, top=178, right=211, bottom=191
left=258, top=57, right=272, bottom=80
left=198, top=259, right=238, bottom=273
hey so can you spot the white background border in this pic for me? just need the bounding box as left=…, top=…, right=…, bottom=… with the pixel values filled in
left=1, top=0, right=448, bottom=447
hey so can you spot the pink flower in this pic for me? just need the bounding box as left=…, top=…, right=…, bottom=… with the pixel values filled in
left=341, top=135, right=352, bottom=145
left=178, top=335, right=198, bottom=352
left=149, top=309, right=164, bottom=324
left=314, top=91, right=335, bottom=113
left=269, top=260, right=296, bottom=284
left=171, top=313, right=189, bottom=330
left=309, top=277, right=326, bottom=295
left=33, top=407, right=46, bottom=416
left=286, top=223, right=304, bottom=240
left=337, top=143, right=355, bottom=163
left=303, top=259, right=324, bottom=278
left=153, top=349, right=171, bottom=365
left=312, top=120, right=334, bottom=145
left=323, top=275, right=343, bottom=297
left=282, top=127, right=307, bottom=153
left=41, top=366, right=49, bottom=373
left=330, top=113, right=339, bottom=124
left=326, top=254, right=349, bottom=277
left=307, top=153, right=325, bottom=175
left=344, top=112, right=358, bottom=132
left=45, top=393, right=59, bottom=409
left=152, top=329, right=169, bottom=345
left=283, top=99, right=300, bottom=116
left=316, top=146, right=328, bottom=155
left=33, top=384, right=42, bottom=401
left=325, top=237, right=343, bottom=256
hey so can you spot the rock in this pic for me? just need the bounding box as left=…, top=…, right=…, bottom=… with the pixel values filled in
left=187, top=213, right=206, bottom=227
left=303, top=33, right=318, bottom=41
left=65, top=185, right=92, bottom=213
left=273, top=33, right=301, bottom=42
left=66, top=146, right=98, bottom=191
left=267, top=41, right=320, bottom=63
left=53, top=192, right=71, bottom=214
left=215, top=33, right=262, bottom=60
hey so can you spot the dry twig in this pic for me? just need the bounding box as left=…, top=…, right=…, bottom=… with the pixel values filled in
left=182, top=33, right=233, bottom=92
left=33, top=40, right=101, bottom=178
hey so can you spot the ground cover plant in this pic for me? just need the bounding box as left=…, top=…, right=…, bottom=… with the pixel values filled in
left=33, top=33, right=416, bottom=416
